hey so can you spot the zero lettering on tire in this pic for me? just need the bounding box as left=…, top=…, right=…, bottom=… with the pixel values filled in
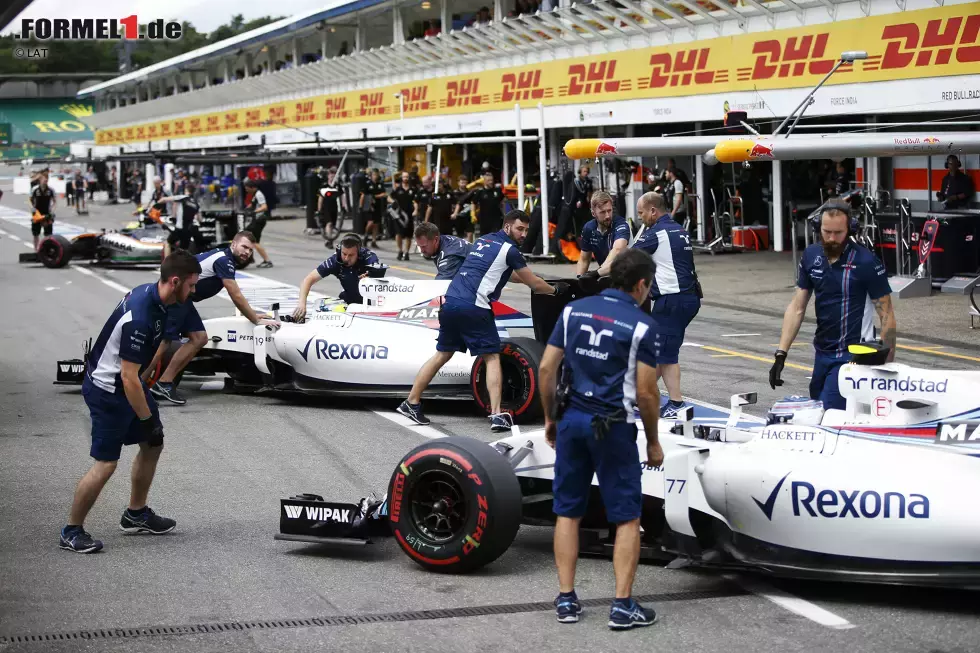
left=388, top=436, right=522, bottom=573
left=470, top=337, right=544, bottom=423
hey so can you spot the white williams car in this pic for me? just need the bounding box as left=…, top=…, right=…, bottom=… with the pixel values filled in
left=274, top=277, right=980, bottom=586
left=181, top=277, right=547, bottom=422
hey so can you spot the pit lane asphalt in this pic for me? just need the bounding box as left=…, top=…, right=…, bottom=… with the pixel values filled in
left=1, top=195, right=978, bottom=653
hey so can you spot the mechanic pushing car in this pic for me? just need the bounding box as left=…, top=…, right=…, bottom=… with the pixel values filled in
left=632, top=192, right=701, bottom=419
left=146, top=231, right=278, bottom=406
left=397, top=210, right=567, bottom=432
left=59, top=252, right=202, bottom=554
left=413, top=221, right=471, bottom=280
left=538, top=248, right=664, bottom=629
left=28, top=173, right=56, bottom=251
left=771, top=200, right=897, bottom=410
left=292, top=234, right=389, bottom=320
left=243, top=178, right=275, bottom=269
left=315, top=166, right=346, bottom=247
left=576, top=190, right=632, bottom=279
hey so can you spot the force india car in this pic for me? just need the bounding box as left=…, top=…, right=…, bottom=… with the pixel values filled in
left=19, top=198, right=243, bottom=269
left=272, top=276, right=980, bottom=587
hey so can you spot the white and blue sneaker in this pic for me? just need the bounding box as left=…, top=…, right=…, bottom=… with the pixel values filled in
left=608, top=598, right=657, bottom=630
left=554, top=591, right=583, bottom=623
left=489, top=412, right=514, bottom=433
left=397, top=400, right=431, bottom=425
left=59, top=526, right=103, bottom=554
left=660, top=400, right=688, bottom=420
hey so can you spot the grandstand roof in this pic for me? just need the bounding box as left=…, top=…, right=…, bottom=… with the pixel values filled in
left=77, top=0, right=386, bottom=97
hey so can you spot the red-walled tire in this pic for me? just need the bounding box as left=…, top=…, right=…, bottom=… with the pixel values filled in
left=388, top=436, right=522, bottom=574
left=38, top=235, right=73, bottom=268
left=470, top=337, right=544, bottom=423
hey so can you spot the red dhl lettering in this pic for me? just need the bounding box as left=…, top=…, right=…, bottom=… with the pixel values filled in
left=296, top=100, right=316, bottom=122
left=174, top=120, right=185, bottom=135
left=447, top=79, right=482, bottom=107
left=206, top=116, right=219, bottom=131
left=160, top=124, right=171, bottom=135
left=881, top=14, right=980, bottom=69
left=399, top=86, right=431, bottom=112
left=648, top=48, right=716, bottom=88
left=462, top=494, right=489, bottom=555
left=359, top=92, right=386, bottom=116
left=225, top=112, right=239, bottom=124
left=267, top=106, right=286, bottom=124
left=390, top=471, right=405, bottom=523
left=750, top=33, right=834, bottom=79
left=147, top=125, right=157, bottom=135
left=135, top=127, right=145, bottom=138
left=501, top=70, right=543, bottom=102
left=567, top=60, right=619, bottom=95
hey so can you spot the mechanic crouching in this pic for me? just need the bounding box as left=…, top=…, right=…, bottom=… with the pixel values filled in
left=539, top=248, right=664, bottom=630
left=770, top=200, right=897, bottom=410
left=292, top=234, right=389, bottom=321
left=59, top=252, right=202, bottom=553
left=146, top=231, right=279, bottom=405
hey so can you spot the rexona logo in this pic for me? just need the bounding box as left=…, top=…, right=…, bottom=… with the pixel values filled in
left=935, top=422, right=980, bottom=443
left=297, top=336, right=389, bottom=362
left=844, top=376, right=948, bottom=392
left=753, top=472, right=930, bottom=520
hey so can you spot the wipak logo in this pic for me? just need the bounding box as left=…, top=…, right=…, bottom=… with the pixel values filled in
left=59, top=363, right=84, bottom=374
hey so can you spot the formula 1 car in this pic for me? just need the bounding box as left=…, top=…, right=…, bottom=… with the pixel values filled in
left=19, top=197, right=242, bottom=269
left=276, top=276, right=980, bottom=586
left=180, top=277, right=547, bottom=422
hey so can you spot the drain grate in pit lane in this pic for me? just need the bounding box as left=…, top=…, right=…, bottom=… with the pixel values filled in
left=0, top=587, right=745, bottom=645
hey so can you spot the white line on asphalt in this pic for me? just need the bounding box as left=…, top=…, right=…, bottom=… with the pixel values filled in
left=8, top=233, right=22, bottom=241
left=372, top=409, right=446, bottom=440
left=0, top=228, right=7, bottom=235
left=682, top=342, right=704, bottom=347
left=721, top=333, right=761, bottom=337
left=725, top=575, right=855, bottom=630
left=72, top=265, right=130, bottom=294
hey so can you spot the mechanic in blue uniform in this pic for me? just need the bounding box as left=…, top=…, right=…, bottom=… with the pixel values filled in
left=397, top=210, right=566, bottom=432
left=771, top=200, right=897, bottom=410
left=59, top=252, right=202, bottom=554
left=146, top=231, right=278, bottom=406
left=412, top=221, right=471, bottom=280
left=576, top=190, right=632, bottom=279
left=539, top=248, right=664, bottom=629
left=632, top=192, right=701, bottom=419
left=292, top=234, right=389, bottom=321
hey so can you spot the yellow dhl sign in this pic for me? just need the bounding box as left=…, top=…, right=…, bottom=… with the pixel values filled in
left=96, top=4, right=979, bottom=145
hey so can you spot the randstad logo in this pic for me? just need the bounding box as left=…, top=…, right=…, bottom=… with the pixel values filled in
left=297, top=336, right=389, bottom=362
left=753, top=473, right=930, bottom=520
left=844, top=376, right=948, bottom=393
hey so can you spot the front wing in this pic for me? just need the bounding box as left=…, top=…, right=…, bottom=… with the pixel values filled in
left=275, top=494, right=390, bottom=546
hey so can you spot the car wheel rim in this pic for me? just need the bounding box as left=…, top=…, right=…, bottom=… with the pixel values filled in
left=499, top=356, right=529, bottom=412
left=409, top=471, right=467, bottom=544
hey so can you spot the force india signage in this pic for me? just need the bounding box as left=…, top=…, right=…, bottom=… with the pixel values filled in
left=96, top=5, right=979, bottom=145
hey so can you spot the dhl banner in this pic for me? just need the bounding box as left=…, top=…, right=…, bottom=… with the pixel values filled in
left=95, top=4, right=979, bottom=146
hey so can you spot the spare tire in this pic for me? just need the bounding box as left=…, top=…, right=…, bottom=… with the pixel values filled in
left=388, top=436, right=522, bottom=574
left=38, top=234, right=73, bottom=268
left=470, top=337, right=544, bottom=423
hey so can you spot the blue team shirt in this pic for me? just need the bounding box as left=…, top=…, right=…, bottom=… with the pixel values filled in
left=433, top=234, right=472, bottom=280
left=445, top=230, right=527, bottom=309
left=547, top=289, right=659, bottom=420
left=316, top=247, right=388, bottom=303
left=632, top=214, right=697, bottom=297
left=579, top=216, right=631, bottom=266
left=192, top=248, right=237, bottom=301
left=797, top=243, right=892, bottom=357
left=87, top=283, right=168, bottom=395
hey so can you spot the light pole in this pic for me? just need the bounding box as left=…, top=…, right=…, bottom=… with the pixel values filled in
left=773, top=50, right=869, bottom=138
left=393, top=91, right=405, bottom=140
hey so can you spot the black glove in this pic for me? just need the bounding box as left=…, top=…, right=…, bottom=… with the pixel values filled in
left=769, top=350, right=787, bottom=389
left=552, top=281, right=571, bottom=296
left=936, top=191, right=946, bottom=202
left=140, top=416, right=164, bottom=447
left=577, top=269, right=600, bottom=282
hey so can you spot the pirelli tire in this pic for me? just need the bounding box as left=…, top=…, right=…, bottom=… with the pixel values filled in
left=470, top=337, right=544, bottom=423
left=387, top=436, right=522, bottom=574
left=38, top=234, right=73, bottom=268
